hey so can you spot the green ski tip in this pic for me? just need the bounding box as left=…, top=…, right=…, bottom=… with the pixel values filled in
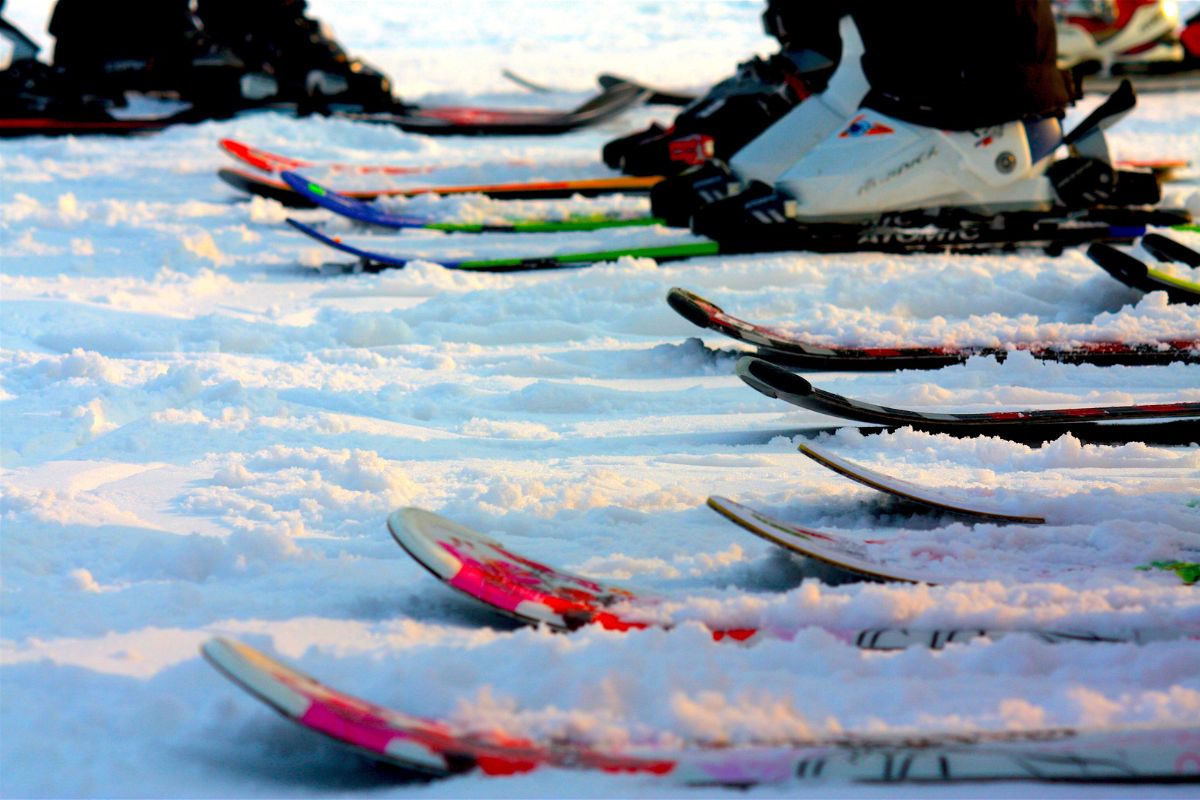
left=1136, top=560, right=1200, bottom=585
left=1171, top=224, right=1199, bottom=233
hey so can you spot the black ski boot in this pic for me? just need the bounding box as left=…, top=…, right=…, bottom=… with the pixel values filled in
left=688, top=181, right=801, bottom=251
left=195, top=0, right=400, bottom=114
left=648, top=161, right=745, bottom=228
left=604, top=50, right=834, bottom=177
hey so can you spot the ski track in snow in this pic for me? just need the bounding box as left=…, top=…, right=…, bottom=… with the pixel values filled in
left=2, top=1, right=1200, bottom=797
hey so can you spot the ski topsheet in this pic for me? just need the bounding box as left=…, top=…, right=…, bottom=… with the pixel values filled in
left=1088, top=238, right=1200, bottom=305
left=282, top=172, right=663, bottom=233
left=218, top=167, right=661, bottom=207
left=735, top=356, right=1200, bottom=435
left=797, top=444, right=1046, bottom=524
left=386, top=507, right=653, bottom=633
left=338, top=77, right=651, bottom=135
left=203, top=637, right=1200, bottom=785
left=706, top=495, right=942, bottom=584
left=667, top=287, right=1200, bottom=369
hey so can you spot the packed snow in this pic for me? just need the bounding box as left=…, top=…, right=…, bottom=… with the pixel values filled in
left=2, top=0, right=1199, bottom=797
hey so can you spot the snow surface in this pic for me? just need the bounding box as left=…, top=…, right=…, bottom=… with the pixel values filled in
left=2, top=1, right=1200, bottom=797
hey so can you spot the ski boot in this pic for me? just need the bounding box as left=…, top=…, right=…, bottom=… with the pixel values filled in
left=193, top=0, right=401, bottom=114
left=603, top=48, right=835, bottom=177
left=0, top=58, right=120, bottom=121
left=648, top=16, right=868, bottom=228
left=1056, top=0, right=1183, bottom=75
left=691, top=80, right=1174, bottom=253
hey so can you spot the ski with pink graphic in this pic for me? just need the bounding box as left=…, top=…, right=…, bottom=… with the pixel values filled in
left=202, top=637, right=1200, bottom=785
left=385, top=508, right=1191, bottom=647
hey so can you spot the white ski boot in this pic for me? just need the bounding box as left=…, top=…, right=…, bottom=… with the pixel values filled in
left=649, top=15, right=868, bottom=226
left=689, top=81, right=1167, bottom=250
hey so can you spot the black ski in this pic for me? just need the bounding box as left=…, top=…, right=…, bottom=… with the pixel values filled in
left=734, top=356, right=1200, bottom=441
left=667, top=287, right=1200, bottom=369
left=338, top=78, right=649, bottom=135
left=1087, top=238, right=1200, bottom=305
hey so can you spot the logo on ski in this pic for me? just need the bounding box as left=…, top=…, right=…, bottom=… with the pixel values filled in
left=839, top=115, right=895, bottom=138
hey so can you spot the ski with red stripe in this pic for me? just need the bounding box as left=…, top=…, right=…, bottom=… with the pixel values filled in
left=668, top=287, right=1199, bottom=369
left=735, top=356, right=1200, bottom=437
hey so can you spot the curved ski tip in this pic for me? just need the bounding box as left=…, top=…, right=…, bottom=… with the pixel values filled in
left=1087, top=242, right=1148, bottom=282
left=797, top=443, right=823, bottom=461
left=279, top=170, right=317, bottom=194
left=665, top=287, right=716, bottom=328
left=734, top=356, right=813, bottom=398
left=386, top=507, right=465, bottom=581
left=283, top=217, right=309, bottom=234
left=200, top=636, right=234, bottom=662
left=1142, top=233, right=1200, bottom=268
left=216, top=167, right=249, bottom=189
left=705, top=496, right=738, bottom=519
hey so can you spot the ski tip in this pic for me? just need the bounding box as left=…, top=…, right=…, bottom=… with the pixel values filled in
left=705, top=495, right=737, bottom=517
left=386, top=507, right=465, bottom=581
left=279, top=170, right=323, bottom=197
left=1087, top=242, right=1149, bottom=283
left=734, top=356, right=813, bottom=399
left=1142, top=233, right=1200, bottom=267
left=216, top=167, right=248, bottom=188
left=665, top=287, right=714, bottom=328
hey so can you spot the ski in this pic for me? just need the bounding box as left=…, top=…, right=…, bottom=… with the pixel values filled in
left=337, top=78, right=650, bottom=135
left=281, top=172, right=663, bottom=233
left=1144, top=232, right=1200, bottom=267
left=797, top=444, right=1046, bottom=524
left=203, top=637, right=1200, bottom=785
left=218, top=138, right=441, bottom=177
left=286, top=215, right=1152, bottom=273
left=667, top=287, right=1200, bottom=369
left=218, top=137, right=581, bottom=178
left=502, top=70, right=696, bottom=107
left=1116, top=158, right=1192, bottom=182
left=1088, top=240, right=1200, bottom=305
left=707, top=496, right=1199, bottom=586
left=1083, top=71, right=1200, bottom=94
left=286, top=218, right=716, bottom=272
left=735, top=356, right=1200, bottom=438
left=387, top=507, right=1190, bottom=647
left=218, top=167, right=661, bottom=208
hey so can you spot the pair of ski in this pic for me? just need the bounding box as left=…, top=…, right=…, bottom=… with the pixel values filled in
left=204, top=487, right=1199, bottom=785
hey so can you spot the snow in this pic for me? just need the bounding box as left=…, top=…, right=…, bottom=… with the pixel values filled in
left=2, top=0, right=1200, bottom=796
